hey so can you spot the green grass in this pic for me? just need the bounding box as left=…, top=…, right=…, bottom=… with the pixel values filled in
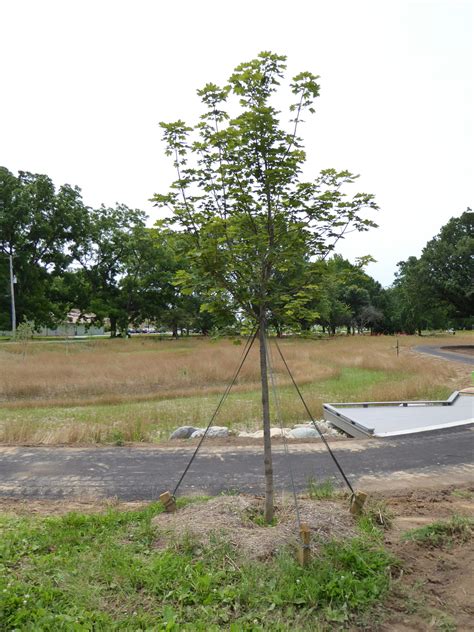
left=1, top=500, right=396, bottom=630
left=314, top=367, right=389, bottom=400
left=307, top=477, right=337, bottom=500
left=451, top=488, right=474, bottom=500
left=402, top=515, right=473, bottom=547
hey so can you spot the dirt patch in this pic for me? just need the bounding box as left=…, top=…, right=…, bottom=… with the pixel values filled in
left=383, top=540, right=474, bottom=631
left=0, top=497, right=148, bottom=516
left=377, top=484, right=474, bottom=631
left=152, top=495, right=357, bottom=559
left=380, top=486, right=474, bottom=522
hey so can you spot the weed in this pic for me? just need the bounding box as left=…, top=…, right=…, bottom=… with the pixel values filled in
left=402, top=515, right=473, bottom=547
left=220, top=487, right=241, bottom=496
left=243, top=505, right=279, bottom=527
left=110, top=429, right=125, bottom=446
left=393, top=579, right=427, bottom=615
left=358, top=515, right=385, bottom=540
left=429, top=610, right=457, bottom=632
left=307, top=477, right=336, bottom=499
left=451, top=488, right=473, bottom=500
left=363, top=499, right=394, bottom=530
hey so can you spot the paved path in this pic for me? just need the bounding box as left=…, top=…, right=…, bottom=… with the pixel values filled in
left=415, top=344, right=474, bottom=366
left=1, top=425, right=472, bottom=500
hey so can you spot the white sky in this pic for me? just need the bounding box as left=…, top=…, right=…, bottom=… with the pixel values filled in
left=1, top=0, right=472, bottom=287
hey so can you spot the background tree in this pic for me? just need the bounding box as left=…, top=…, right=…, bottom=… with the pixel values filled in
left=392, top=210, right=473, bottom=333
left=420, top=209, right=473, bottom=321
left=303, top=256, right=386, bottom=335
left=72, top=204, right=149, bottom=337
left=154, top=52, right=378, bottom=521
left=0, top=167, right=88, bottom=329
left=392, top=257, right=437, bottom=335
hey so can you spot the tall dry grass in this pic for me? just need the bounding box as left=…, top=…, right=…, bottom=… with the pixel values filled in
left=0, top=338, right=339, bottom=406
left=0, top=334, right=471, bottom=444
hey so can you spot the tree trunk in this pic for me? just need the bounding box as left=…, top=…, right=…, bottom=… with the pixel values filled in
left=259, top=314, right=274, bottom=523
left=110, top=316, right=117, bottom=338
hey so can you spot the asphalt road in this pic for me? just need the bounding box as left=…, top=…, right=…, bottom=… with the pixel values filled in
left=415, top=344, right=474, bottom=365
left=1, top=425, right=472, bottom=500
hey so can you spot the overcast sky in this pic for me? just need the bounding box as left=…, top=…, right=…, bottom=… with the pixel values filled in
left=1, top=0, right=472, bottom=286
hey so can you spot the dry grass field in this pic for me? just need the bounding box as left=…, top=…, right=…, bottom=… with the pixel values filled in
left=0, top=334, right=471, bottom=444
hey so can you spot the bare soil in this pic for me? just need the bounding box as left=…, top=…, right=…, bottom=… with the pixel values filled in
left=378, top=485, right=474, bottom=632
left=0, top=496, right=149, bottom=516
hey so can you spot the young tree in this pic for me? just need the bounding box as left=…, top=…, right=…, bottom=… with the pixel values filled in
left=154, top=52, right=378, bottom=521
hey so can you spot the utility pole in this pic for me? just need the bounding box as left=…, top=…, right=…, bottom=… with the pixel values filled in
left=9, top=253, right=16, bottom=335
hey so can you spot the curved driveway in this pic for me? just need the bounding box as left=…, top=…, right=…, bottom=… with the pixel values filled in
left=415, top=344, right=474, bottom=365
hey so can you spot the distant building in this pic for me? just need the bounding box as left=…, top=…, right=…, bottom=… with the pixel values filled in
left=38, top=310, right=104, bottom=337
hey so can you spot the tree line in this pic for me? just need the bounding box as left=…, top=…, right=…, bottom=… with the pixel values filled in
left=0, top=164, right=470, bottom=336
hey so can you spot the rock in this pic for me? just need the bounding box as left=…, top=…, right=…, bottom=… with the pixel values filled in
left=238, top=427, right=292, bottom=439
left=190, top=426, right=229, bottom=439
left=293, top=419, right=328, bottom=430
left=238, top=430, right=261, bottom=438
left=169, top=426, right=198, bottom=440
left=288, top=426, right=320, bottom=439
left=291, top=420, right=341, bottom=436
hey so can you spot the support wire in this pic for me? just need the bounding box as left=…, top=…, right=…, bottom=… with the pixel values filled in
left=172, top=326, right=259, bottom=497
left=274, top=338, right=355, bottom=497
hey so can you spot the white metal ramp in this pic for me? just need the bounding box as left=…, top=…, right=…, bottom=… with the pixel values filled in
left=323, top=391, right=474, bottom=438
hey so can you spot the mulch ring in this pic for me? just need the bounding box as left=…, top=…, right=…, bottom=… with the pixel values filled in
left=151, top=495, right=357, bottom=560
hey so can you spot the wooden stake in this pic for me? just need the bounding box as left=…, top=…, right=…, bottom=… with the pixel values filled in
left=350, top=491, right=368, bottom=516
left=159, top=491, right=177, bottom=513
left=297, top=522, right=311, bottom=566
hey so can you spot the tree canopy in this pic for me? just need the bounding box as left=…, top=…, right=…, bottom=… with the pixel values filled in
left=154, top=52, right=378, bottom=328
